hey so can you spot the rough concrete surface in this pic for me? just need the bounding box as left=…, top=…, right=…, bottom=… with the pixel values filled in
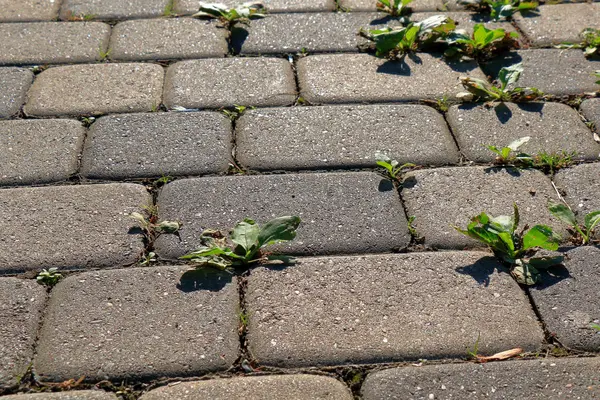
left=361, top=357, right=600, bottom=399
left=0, top=183, right=150, bottom=273
left=0, top=278, right=46, bottom=389
left=174, top=0, right=336, bottom=14
left=235, top=104, right=460, bottom=170
left=139, top=375, right=354, bottom=400
left=109, top=18, right=227, bottom=61
left=1, top=392, right=118, bottom=400
left=24, top=63, right=164, bottom=116
left=81, top=111, right=232, bottom=179
left=35, top=266, right=239, bottom=382
left=513, top=3, right=600, bottom=46
left=482, top=50, right=600, bottom=96
left=155, top=172, right=410, bottom=259
left=530, top=246, right=600, bottom=351
left=0, top=67, right=32, bottom=118
left=60, top=0, right=170, bottom=20
left=401, top=166, right=564, bottom=249
left=298, top=53, right=486, bottom=104
left=164, top=58, right=296, bottom=109
left=246, top=252, right=543, bottom=367
left=447, top=102, right=600, bottom=162
left=0, top=0, right=61, bottom=22
left=581, top=98, right=600, bottom=132
left=0, top=22, right=110, bottom=65
left=0, top=119, right=85, bottom=185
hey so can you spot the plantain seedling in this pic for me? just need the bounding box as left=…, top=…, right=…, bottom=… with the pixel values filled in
left=375, top=151, right=416, bottom=181
left=180, top=216, right=301, bottom=270
left=457, top=62, right=543, bottom=103
left=192, top=2, right=266, bottom=27
left=129, top=211, right=181, bottom=244
left=556, top=28, right=600, bottom=58
left=548, top=201, right=600, bottom=245
left=594, top=71, right=600, bottom=85
left=37, top=268, right=63, bottom=287
left=221, top=104, right=252, bottom=120
left=377, top=0, right=413, bottom=17
left=445, top=24, right=519, bottom=60
left=487, top=136, right=532, bottom=165
left=455, top=204, right=563, bottom=285
left=457, top=0, right=538, bottom=21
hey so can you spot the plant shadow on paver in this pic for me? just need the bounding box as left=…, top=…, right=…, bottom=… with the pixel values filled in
left=377, top=178, right=394, bottom=192
left=491, top=102, right=545, bottom=124
left=376, top=56, right=417, bottom=75
left=177, top=267, right=232, bottom=292
left=230, top=26, right=249, bottom=54
left=483, top=165, right=523, bottom=177
left=369, top=15, right=402, bottom=25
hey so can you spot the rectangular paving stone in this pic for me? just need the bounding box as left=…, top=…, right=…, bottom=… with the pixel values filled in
left=155, top=172, right=410, bottom=259
left=361, top=357, right=600, bottom=400
left=164, top=58, right=296, bottom=109
left=297, top=53, right=486, bottom=104
left=0, top=183, right=150, bottom=273
left=339, top=0, right=443, bottom=12
left=581, top=98, right=600, bottom=133
left=24, top=63, right=164, bottom=117
left=553, top=162, right=600, bottom=241
left=513, top=3, right=600, bottom=47
left=0, top=119, right=85, bottom=186
left=139, top=375, right=353, bottom=400
left=530, top=246, right=600, bottom=351
left=0, top=0, right=61, bottom=22
left=235, top=104, right=460, bottom=170
left=0, top=22, right=110, bottom=65
left=174, top=0, right=336, bottom=14
left=0, top=68, right=32, bottom=118
left=34, top=265, right=239, bottom=382
left=482, top=50, right=600, bottom=96
left=81, top=111, right=232, bottom=179
left=60, top=0, right=170, bottom=20
left=1, top=392, right=118, bottom=400
left=401, top=166, right=564, bottom=249
left=110, top=18, right=227, bottom=61
left=0, top=278, right=46, bottom=389
left=447, top=102, right=600, bottom=163
left=235, top=12, right=403, bottom=55
left=246, top=252, right=543, bottom=367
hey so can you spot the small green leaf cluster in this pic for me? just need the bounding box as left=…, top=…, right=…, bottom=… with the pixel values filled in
left=595, top=71, right=600, bottom=85
left=455, top=204, right=563, bottom=285
left=375, top=151, right=415, bottom=180
left=180, top=216, right=301, bottom=269
left=487, top=137, right=575, bottom=173
left=457, top=0, right=538, bottom=21
left=130, top=211, right=181, bottom=236
left=548, top=201, right=600, bottom=245
left=377, top=0, right=413, bottom=17
left=37, top=268, right=63, bottom=287
left=192, top=2, right=266, bottom=25
left=457, top=62, right=543, bottom=103
left=556, top=28, right=600, bottom=58
left=221, top=105, right=251, bottom=120
left=445, top=24, right=519, bottom=59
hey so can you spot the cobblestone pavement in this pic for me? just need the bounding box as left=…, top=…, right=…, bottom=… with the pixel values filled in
left=1, top=0, right=599, bottom=398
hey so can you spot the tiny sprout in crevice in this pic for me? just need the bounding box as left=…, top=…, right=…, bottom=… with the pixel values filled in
left=375, top=151, right=415, bottom=182
left=456, top=0, right=538, bottom=21
left=192, top=2, right=266, bottom=28
left=548, top=200, right=600, bottom=245
left=556, top=28, right=600, bottom=58
left=37, top=268, right=63, bottom=287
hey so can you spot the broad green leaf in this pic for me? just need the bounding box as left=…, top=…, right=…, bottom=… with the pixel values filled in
left=507, top=136, right=530, bottom=151
left=489, top=215, right=514, bottom=233
left=180, top=245, right=242, bottom=260
left=376, top=160, right=394, bottom=173
left=501, top=147, right=511, bottom=160
left=498, top=62, right=523, bottom=91
left=460, top=77, right=499, bottom=100
left=379, top=0, right=391, bottom=7
left=373, top=28, right=410, bottom=56
left=548, top=201, right=578, bottom=227
left=517, top=1, right=538, bottom=11
left=591, top=323, right=600, bottom=332
left=522, top=225, right=560, bottom=251
left=231, top=218, right=260, bottom=254
left=258, top=216, right=301, bottom=247
left=584, top=210, right=600, bottom=234
left=511, top=263, right=539, bottom=285
left=129, top=212, right=148, bottom=227
left=488, top=145, right=502, bottom=156
left=417, top=15, right=451, bottom=32
left=375, top=151, right=391, bottom=163
left=513, top=203, right=520, bottom=233
left=403, top=24, right=420, bottom=47
left=496, top=231, right=516, bottom=254
left=528, top=254, right=564, bottom=269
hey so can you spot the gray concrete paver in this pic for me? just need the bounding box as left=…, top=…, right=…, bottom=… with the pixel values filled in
left=60, top=0, right=169, bottom=20
left=1, top=392, right=118, bottom=400
left=581, top=98, right=600, bottom=133
left=0, top=0, right=61, bottom=22
left=401, top=166, right=564, bottom=249
left=0, top=278, right=46, bottom=389
left=81, top=111, right=232, bottom=179
left=482, top=50, right=600, bottom=96
left=0, top=68, right=32, bottom=118
left=139, top=375, right=353, bottom=400
left=361, top=357, right=600, bottom=399
left=174, top=0, right=336, bottom=14
left=235, top=104, right=460, bottom=170
left=297, top=53, right=486, bottom=104
left=530, top=246, right=600, bottom=351
left=0, top=22, right=110, bottom=66
left=110, top=18, right=227, bottom=61
left=513, top=3, right=600, bottom=47
left=35, top=265, right=239, bottom=381
left=0, top=183, right=150, bottom=273
left=447, top=102, right=600, bottom=162
left=0, top=119, right=85, bottom=185
left=24, top=63, right=164, bottom=117
left=246, top=252, right=543, bottom=367
left=154, top=172, right=410, bottom=259
left=164, top=58, right=296, bottom=109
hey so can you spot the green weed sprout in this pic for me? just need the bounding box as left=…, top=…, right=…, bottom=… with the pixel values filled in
left=457, top=0, right=538, bottom=21
left=377, top=0, right=413, bottom=17
left=548, top=201, right=600, bottom=245
left=375, top=151, right=415, bottom=180
left=192, top=2, right=266, bottom=27
left=181, top=216, right=301, bottom=269
left=594, top=71, right=600, bottom=85
left=37, top=268, right=63, bottom=287
left=556, top=28, right=600, bottom=58
left=455, top=204, right=563, bottom=285
left=445, top=24, right=519, bottom=59
left=487, top=138, right=575, bottom=173
left=488, top=136, right=532, bottom=165
left=457, top=62, right=543, bottom=103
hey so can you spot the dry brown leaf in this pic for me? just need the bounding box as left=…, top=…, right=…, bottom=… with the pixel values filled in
left=476, top=347, right=523, bottom=363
